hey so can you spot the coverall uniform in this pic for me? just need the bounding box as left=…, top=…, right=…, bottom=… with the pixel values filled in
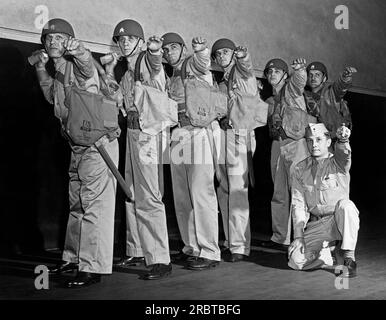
left=266, top=67, right=309, bottom=245
left=215, top=53, right=257, bottom=256
left=39, top=50, right=119, bottom=274
left=120, top=49, right=170, bottom=266
left=168, top=47, right=221, bottom=262
left=289, top=138, right=359, bottom=270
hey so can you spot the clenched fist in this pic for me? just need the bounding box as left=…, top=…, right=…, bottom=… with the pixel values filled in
left=291, top=58, right=307, bottom=71
left=234, top=46, right=248, bottom=59
left=342, top=66, right=357, bottom=80
left=147, top=35, right=163, bottom=52
left=192, top=37, right=207, bottom=52
left=32, top=49, right=49, bottom=67
left=63, top=38, right=86, bottom=56
left=336, top=124, right=351, bottom=141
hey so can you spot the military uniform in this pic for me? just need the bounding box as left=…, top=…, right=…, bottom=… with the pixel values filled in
left=289, top=131, right=359, bottom=270
left=167, top=43, right=221, bottom=262
left=266, top=65, right=310, bottom=245
left=215, top=50, right=257, bottom=256
left=39, top=49, right=119, bottom=274
left=120, top=49, right=171, bottom=266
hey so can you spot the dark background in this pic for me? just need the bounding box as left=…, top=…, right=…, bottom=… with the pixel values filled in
left=1, top=38, right=385, bottom=257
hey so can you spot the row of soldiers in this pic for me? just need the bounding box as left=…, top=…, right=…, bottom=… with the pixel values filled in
left=32, top=18, right=359, bottom=288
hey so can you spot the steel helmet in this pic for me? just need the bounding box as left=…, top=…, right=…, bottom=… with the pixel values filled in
left=113, top=19, right=144, bottom=43
left=211, top=38, right=236, bottom=59
left=41, top=18, right=75, bottom=44
left=307, top=61, right=328, bottom=80
left=161, top=32, right=185, bottom=47
left=264, top=58, right=289, bottom=76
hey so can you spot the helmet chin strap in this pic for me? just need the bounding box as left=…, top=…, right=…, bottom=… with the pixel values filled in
left=218, top=51, right=235, bottom=71
left=223, top=52, right=235, bottom=70
left=170, top=45, right=185, bottom=67
left=123, top=38, right=141, bottom=58
left=273, top=72, right=287, bottom=89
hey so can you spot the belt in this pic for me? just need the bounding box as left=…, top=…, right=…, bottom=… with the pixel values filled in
left=309, top=213, right=334, bottom=222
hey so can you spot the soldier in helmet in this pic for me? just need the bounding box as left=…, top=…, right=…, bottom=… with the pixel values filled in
left=260, top=57, right=314, bottom=251
left=104, top=19, right=172, bottom=280
left=304, top=61, right=357, bottom=138
left=162, top=32, right=222, bottom=271
left=211, top=38, right=259, bottom=262
left=288, top=123, right=359, bottom=278
left=33, top=18, right=120, bottom=287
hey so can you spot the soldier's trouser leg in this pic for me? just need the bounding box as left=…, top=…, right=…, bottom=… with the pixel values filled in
left=129, top=129, right=170, bottom=266
left=214, top=128, right=229, bottom=248
left=62, top=153, right=83, bottom=264
left=270, top=140, right=291, bottom=245
left=223, top=130, right=255, bottom=255
left=64, top=136, right=119, bottom=274
left=288, top=199, right=360, bottom=271
left=334, top=200, right=360, bottom=250
left=171, top=127, right=220, bottom=261
left=124, top=128, right=143, bottom=258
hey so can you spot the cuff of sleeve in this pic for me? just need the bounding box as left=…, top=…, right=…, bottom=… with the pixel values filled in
left=194, top=47, right=209, bottom=54
left=39, top=79, right=53, bottom=86
left=73, top=48, right=90, bottom=59
left=148, top=48, right=162, bottom=56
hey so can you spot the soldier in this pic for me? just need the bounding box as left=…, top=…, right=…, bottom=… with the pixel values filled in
left=162, top=32, right=221, bottom=270
left=105, top=19, right=172, bottom=280
left=211, top=38, right=259, bottom=262
left=260, top=57, right=314, bottom=251
left=34, top=18, right=119, bottom=287
left=288, top=123, right=359, bottom=278
left=304, top=61, right=357, bottom=139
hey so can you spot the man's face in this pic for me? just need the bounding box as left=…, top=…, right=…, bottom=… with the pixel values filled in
left=307, top=70, right=326, bottom=89
left=306, top=133, right=331, bottom=159
left=44, top=33, right=69, bottom=58
left=162, top=42, right=183, bottom=65
left=118, top=35, right=140, bottom=57
left=214, top=48, right=233, bottom=68
left=267, top=68, right=287, bottom=86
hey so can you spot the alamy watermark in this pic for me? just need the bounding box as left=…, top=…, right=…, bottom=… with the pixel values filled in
left=34, top=265, right=49, bottom=290
left=335, top=5, right=349, bottom=30
left=34, top=5, right=49, bottom=30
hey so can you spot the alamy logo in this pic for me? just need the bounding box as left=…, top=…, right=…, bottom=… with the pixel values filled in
left=34, top=5, right=49, bottom=30
left=334, top=265, right=349, bottom=290
left=335, top=5, right=349, bottom=30
left=34, top=265, right=49, bottom=290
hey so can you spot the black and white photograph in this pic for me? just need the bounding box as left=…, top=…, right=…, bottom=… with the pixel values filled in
left=1, top=0, right=385, bottom=312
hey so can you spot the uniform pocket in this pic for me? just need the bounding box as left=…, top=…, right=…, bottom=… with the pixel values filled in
left=320, top=174, right=339, bottom=190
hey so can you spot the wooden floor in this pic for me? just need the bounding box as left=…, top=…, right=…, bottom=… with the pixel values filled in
left=1, top=214, right=386, bottom=300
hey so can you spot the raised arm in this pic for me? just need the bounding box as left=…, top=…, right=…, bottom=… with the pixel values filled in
left=333, top=125, right=352, bottom=173
left=234, top=46, right=254, bottom=78
left=34, top=50, right=54, bottom=104
left=286, top=58, right=307, bottom=98
left=65, top=38, right=95, bottom=80
left=145, top=35, right=164, bottom=75
left=189, top=37, right=211, bottom=75
left=332, top=66, right=357, bottom=101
